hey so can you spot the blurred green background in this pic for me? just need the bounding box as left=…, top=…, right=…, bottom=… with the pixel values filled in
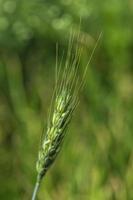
left=0, top=0, right=133, bottom=199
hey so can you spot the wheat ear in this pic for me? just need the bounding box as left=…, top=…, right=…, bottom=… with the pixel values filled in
left=32, top=31, right=102, bottom=200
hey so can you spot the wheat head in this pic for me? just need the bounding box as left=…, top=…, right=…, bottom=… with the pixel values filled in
left=32, top=31, right=102, bottom=200
left=36, top=31, right=81, bottom=182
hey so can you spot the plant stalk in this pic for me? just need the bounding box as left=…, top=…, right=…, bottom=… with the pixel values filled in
left=32, top=175, right=42, bottom=200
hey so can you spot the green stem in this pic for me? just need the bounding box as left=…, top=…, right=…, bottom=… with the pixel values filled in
left=32, top=175, right=42, bottom=200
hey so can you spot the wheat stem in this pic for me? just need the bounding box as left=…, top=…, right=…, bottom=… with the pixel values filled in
left=32, top=175, right=42, bottom=200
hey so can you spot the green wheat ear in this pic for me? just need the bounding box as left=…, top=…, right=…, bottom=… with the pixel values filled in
left=32, top=31, right=102, bottom=200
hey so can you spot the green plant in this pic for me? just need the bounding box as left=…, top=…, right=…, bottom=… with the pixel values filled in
left=32, top=31, right=101, bottom=200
